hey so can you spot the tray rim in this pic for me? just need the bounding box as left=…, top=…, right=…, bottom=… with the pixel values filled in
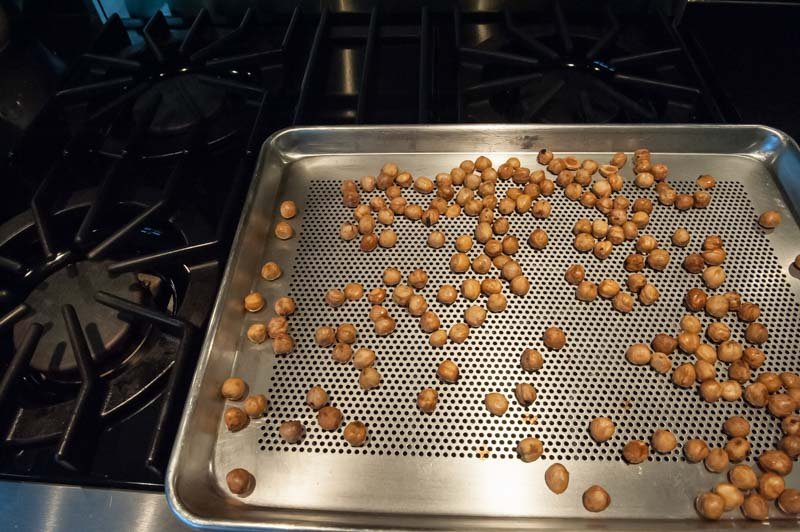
left=166, top=123, right=800, bottom=531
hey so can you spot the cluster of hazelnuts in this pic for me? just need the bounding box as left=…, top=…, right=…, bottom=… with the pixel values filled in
left=244, top=271, right=297, bottom=356
left=681, top=234, right=728, bottom=291
left=220, top=377, right=269, bottom=495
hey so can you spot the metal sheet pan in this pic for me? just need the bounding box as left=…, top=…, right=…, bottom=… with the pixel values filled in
left=167, top=125, right=800, bottom=530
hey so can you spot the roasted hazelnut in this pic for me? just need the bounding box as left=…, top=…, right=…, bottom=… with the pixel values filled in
left=635, top=235, right=658, bottom=254
left=564, top=182, right=582, bottom=200
left=243, top=394, right=268, bottom=418
left=779, top=434, right=800, bottom=459
left=658, top=187, right=676, bottom=206
left=487, top=293, right=507, bottom=313
left=544, top=463, right=569, bottom=494
left=693, top=190, right=711, bottom=208
left=426, top=230, right=445, bottom=249
left=768, top=394, right=797, bottom=418
left=501, top=260, right=523, bottom=281
left=576, top=281, right=598, bottom=302
left=704, top=295, right=728, bottom=318
left=745, top=322, right=768, bottom=344
left=707, top=322, right=731, bottom=343
left=573, top=218, right=592, bottom=234
left=374, top=317, right=396, bottom=336
left=358, top=214, right=375, bottom=235
left=673, top=363, right=696, bottom=388
left=368, top=307, right=389, bottom=325
left=325, top=288, right=346, bottom=308
left=744, top=382, right=769, bottom=407
left=260, top=261, right=282, bottom=281
left=515, top=383, right=537, bottom=406
left=626, top=343, right=652, bottom=365
left=543, top=326, right=566, bottom=350
left=315, top=406, right=342, bottom=431
left=624, top=253, right=645, bottom=272
left=738, top=302, right=761, bottom=322
left=413, top=176, right=434, bottom=194
left=331, top=343, right=353, bottom=363
left=683, top=253, right=705, bottom=274
left=782, top=372, right=800, bottom=390
left=425, top=330, right=445, bottom=348
left=450, top=167, right=466, bottom=184
left=574, top=233, right=595, bottom=252
left=480, top=277, right=503, bottom=295
left=700, top=380, right=722, bottom=402
left=224, top=407, right=249, bottom=432
left=537, top=149, right=554, bottom=165
left=718, top=340, right=743, bottom=363
left=677, top=332, right=701, bottom=353
left=367, top=287, right=386, bottom=305
left=273, top=333, right=294, bottom=355
left=759, top=472, right=785, bottom=500
left=646, top=249, right=670, bottom=271
left=741, top=347, right=764, bottom=369
left=727, top=464, right=758, bottom=491
left=509, top=275, right=530, bottom=296
left=759, top=449, right=793, bottom=476
left=612, top=292, right=634, bottom=313
left=675, top=194, right=694, bottom=210
left=377, top=229, right=397, bottom=248
left=244, top=292, right=265, bottom=313
left=390, top=197, right=408, bottom=215
left=650, top=352, right=672, bottom=374
left=639, top=284, right=660, bottom=305
left=336, top=323, right=357, bottom=344
left=485, top=392, right=509, bottom=416
left=703, top=265, right=726, bottom=289
left=464, top=305, right=487, bottom=327
left=607, top=208, right=626, bottom=226
left=593, top=240, right=613, bottom=260
left=758, top=210, right=781, bottom=229
left=685, top=288, right=707, bottom=312
left=517, top=437, right=543, bottom=462
left=404, top=204, right=423, bottom=221
left=315, top=326, right=336, bottom=347
left=725, top=437, right=751, bottom=462
left=713, top=482, right=744, bottom=511
left=695, top=492, right=725, bottom=520
left=461, top=279, right=481, bottom=300
left=358, top=367, right=381, bottom=391
left=671, top=228, right=690, bottom=247
left=583, top=485, right=611, bottom=513
left=590, top=417, right=615, bottom=442
left=515, top=193, right=532, bottom=214
left=649, top=334, right=676, bottom=355
left=705, top=448, right=730, bottom=473
left=740, top=493, right=769, bottom=521
left=702, top=248, right=727, bottom=266
left=631, top=211, right=650, bottom=229
left=275, top=221, right=294, bottom=239
left=721, top=380, right=742, bottom=401
left=247, top=323, right=267, bottom=344
left=393, top=285, right=413, bottom=306
left=527, top=227, right=549, bottom=250
left=352, top=348, right=376, bottom=370
left=450, top=253, right=470, bottom=273
left=547, top=158, right=565, bottom=174
left=449, top=323, right=469, bottom=343
left=695, top=360, right=716, bottom=382
left=684, top=439, right=710, bottom=463
left=273, top=296, right=296, bottom=317
left=634, top=171, right=654, bottom=189
left=681, top=314, right=702, bottom=334
left=226, top=468, right=254, bottom=495
left=697, top=174, right=716, bottom=189
left=598, top=279, right=620, bottom=299
left=341, top=421, right=368, bottom=447
left=622, top=440, right=649, bottom=464
left=221, top=377, right=247, bottom=400
left=521, top=349, right=544, bottom=372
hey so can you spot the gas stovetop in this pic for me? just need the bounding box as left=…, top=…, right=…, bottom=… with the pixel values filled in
left=0, top=1, right=731, bottom=491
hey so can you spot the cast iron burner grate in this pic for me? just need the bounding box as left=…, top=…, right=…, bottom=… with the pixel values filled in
left=455, top=2, right=724, bottom=123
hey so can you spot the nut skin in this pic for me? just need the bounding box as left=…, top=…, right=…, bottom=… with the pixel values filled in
left=543, top=327, right=566, bottom=350
left=306, top=386, right=329, bottom=410
left=514, top=383, right=537, bottom=406
left=317, top=406, right=343, bottom=431
left=684, top=439, right=710, bottom=463
left=224, top=407, right=249, bottom=432
left=417, top=388, right=438, bottom=413
left=696, top=492, right=725, bottom=520
left=778, top=488, right=800, bottom=515
left=484, top=393, right=509, bottom=416
left=544, top=463, right=570, bottom=494
left=651, top=429, right=677, bottom=453
left=583, top=485, right=611, bottom=513
left=343, top=421, right=368, bottom=447
left=226, top=468, right=254, bottom=495
left=279, top=420, right=306, bottom=444
left=622, top=440, right=649, bottom=464
left=590, top=417, right=615, bottom=442
left=516, top=437, right=544, bottom=462
left=243, top=394, right=268, bottom=418
left=221, top=378, right=247, bottom=400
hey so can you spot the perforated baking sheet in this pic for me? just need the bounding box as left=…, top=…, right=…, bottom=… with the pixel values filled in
left=168, top=126, right=800, bottom=530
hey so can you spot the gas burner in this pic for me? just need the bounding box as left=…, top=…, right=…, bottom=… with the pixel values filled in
left=455, top=2, right=723, bottom=123
left=134, top=74, right=226, bottom=136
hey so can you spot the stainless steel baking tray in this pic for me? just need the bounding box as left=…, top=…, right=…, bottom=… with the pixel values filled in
left=167, top=125, right=800, bottom=530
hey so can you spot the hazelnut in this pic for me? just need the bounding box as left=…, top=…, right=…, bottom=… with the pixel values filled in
left=317, top=406, right=343, bottom=431
left=224, top=407, right=248, bottom=432
left=532, top=200, right=551, bottom=219
left=758, top=372, right=783, bottom=393
left=646, top=249, right=670, bottom=271
left=700, top=380, right=722, bottom=402
left=336, top=323, right=357, bottom=344
left=460, top=279, right=481, bottom=300
left=485, top=393, right=509, bottom=416
left=639, top=284, right=660, bottom=305
left=537, top=149, right=554, bottom=165
left=583, top=486, right=611, bottom=513
left=382, top=267, right=401, bottom=287
left=721, top=380, right=742, bottom=401
left=374, top=317, right=396, bottom=336
left=598, top=279, right=620, bottom=299
left=464, top=305, right=487, bottom=328
left=576, top=281, right=597, bottom=302
left=273, top=296, right=296, bottom=317
left=517, top=437, right=543, bottom=462
left=739, top=348, right=763, bottom=370
left=590, top=417, right=615, bottom=442
left=565, top=265, right=585, bottom=285
left=738, top=302, right=761, bottom=322
left=515, top=383, right=537, bottom=406
left=671, top=228, right=690, bottom=247
left=244, top=292, right=265, bottom=313
left=274, top=221, right=294, bottom=239
left=672, top=364, right=696, bottom=387
left=707, top=322, right=731, bottom=343
left=450, top=253, right=470, bottom=273
left=695, top=360, right=716, bottom=382
left=677, top=332, right=701, bottom=354
left=407, top=294, right=428, bottom=317
left=624, top=253, right=645, bottom=272
left=492, top=217, right=510, bottom=236
left=705, top=448, right=730, bottom=473
left=768, top=394, right=797, bottom=418
left=649, top=334, right=676, bottom=355
left=247, top=323, right=267, bottom=344
left=612, top=292, right=634, bottom=313
left=404, top=204, right=423, bottom=221
left=393, top=285, right=413, bottom=306
left=226, top=468, right=254, bottom=495
left=713, top=482, right=744, bottom=511
left=543, top=326, right=566, bottom=350
left=683, top=253, right=705, bottom=274
left=622, top=440, right=649, bottom=464
left=705, top=294, right=729, bottom=318
left=510, top=276, right=530, bottom=296
left=528, top=228, right=549, bottom=250
left=480, top=277, right=503, bottom=295
left=685, top=288, right=707, bottom=312
left=625, top=343, right=652, bottom=365
left=303, top=386, right=329, bottom=411
left=429, top=330, right=448, bottom=348
left=650, top=352, right=672, bottom=373
left=331, top=343, right=353, bottom=363
left=636, top=235, right=658, bottom=254
left=718, top=340, right=743, bottom=363
left=758, top=449, right=793, bottom=476
left=728, top=464, right=758, bottom=491
left=487, top=293, right=507, bottom=313
left=260, top=261, right=282, bottom=281
left=501, top=260, right=523, bottom=281
left=544, top=463, right=569, bottom=494
left=684, top=439, right=710, bottom=462
left=325, top=288, right=346, bottom=307
left=593, top=240, right=613, bottom=260
left=693, top=190, right=711, bottom=208
left=243, top=394, right=268, bottom=418
left=343, top=421, right=368, bottom=447
left=628, top=275, right=647, bottom=294
left=702, top=266, right=726, bottom=289
left=759, top=472, right=785, bottom=500
left=591, top=219, right=609, bottom=239
left=315, top=326, right=337, bottom=347
left=758, top=210, right=781, bottom=229
left=573, top=218, right=592, bottom=234
left=631, top=211, right=650, bottom=229
left=367, top=287, right=386, bottom=305
left=782, top=372, right=800, bottom=389
left=378, top=229, right=397, bottom=248
left=681, top=314, right=702, bottom=334
left=449, top=323, right=469, bottom=343
left=417, top=388, right=439, bottom=413
left=674, top=194, right=694, bottom=210
left=651, top=429, right=677, bottom=453
left=419, top=311, right=441, bottom=333
left=358, top=367, right=381, bottom=390
left=724, top=437, right=751, bottom=462
left=741, top=493, right=769, bottom=521
left=744, top=382, right=769, bottom=407
left=427, top=231, right=445, bottom=249
left=745, top=322, right=768, bottom=344
left=702, top=248, right=727, bottom=266
left=221, top=377, right=247, bottom=400
left=521, top=349, right=544, bottom=372
left=695, top=492, right=725, bottom=520
left=779, top=435, right=800, bottom=458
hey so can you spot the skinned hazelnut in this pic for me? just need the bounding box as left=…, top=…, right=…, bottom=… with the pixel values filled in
left=759, top=472, right=785, bottom=500
left=713, top=482, right=744, bottom=511
left=317, top=406, right=343, bottom=431
left=275, top=221, right=294, bottom=239
left=724, top=437, right=751, bottom=462
left=700, top=380, right=722, bottom=402
left=718, top=340, right=743, bottom=363
left=738, top=302, right=761, bottom=322
left=408, top=294, right=428, bottom=317
left=331, top=343, right=353, bottom=363
left=501, top=260, right=523, bottom=281
left=543, top=327, right=566, bottom=350
left=247, top=323, right=267, bottom=344
left=529, top=228, right=549, bottom=249
left=729, top=464, right=758, bottom=490
left=677, top=332, right=701, bottom=353
left=224, top=407, right=248, bottom=432
left=261, top=261, right=282, bottom=281
left=471, top=254, right=491, bottom=274
left=651, top=334, right=677, bottom=355
left=707, top=322, right=731, bottom=343
left=626, top=343, right=652, bottom=365
left=782, top=372, right=800, bottom=390
left=685, top=439, right=710, bottom=462
left=744, top=347, right=766, bottom=369
left=243, top=394, right=268, bottom=418
left=358, top=367, right=381, bottom=390
left=429, top=330, right=447, bottom=347
left=703, top=248, right=726, bottom=266
left=779, top=435, right=800, bottom=458
left=768, top=394, right=797, bottom=418
left=487, top=293, right=507, bottom=313
left=683, top=253, right=705, bottom=274
left=612, top=292, right=634, bottom=313
left=650, top=352, right=672, bottom=374
left=449, top=323, right=469, bottom=343
left=515, top=383, right=537, bottom=406
left=368, top=287, right=386, bottom=305
left=374, top=317, right=396, bottom=336
left=598, top=279, right=621, bottom=299
left=590, top=417, right=615, bottom=442
left=464, top=305, right=487, bottom=327
left=521, top=349, right=544, bottom=372
left=450, top=253, right=470, bottom=273
left=627, top=274, right=647, bottom=294
left=393, top=285, right=413, bottom=306
left=675, top=194, right=694, bottom=210
left=624, top=253, right=645, bottom=272
left=721, top=380, right=742, bottom=401
left=244, top=292, right=265, bottom=312
left=759, top=449, right=793, bottom=476
left=221, top=377, right=247, bottom=400
left=685, top=288, right=707, bottom=312
left=383, top=267, right=402, bottom=286
left=703, top=266, right=726, bottom=289
left=672, top=228, right=690, bottom=247
left=342, top=421, right=368, bottom=447
left=646, top=249, right=670, bottom=271
left=639, top=284, right=660, bottom=305
left=517, top=437, right=543, bottom=462
left=673, top=363, right=696, bottom=388
left=510, top=276, right=530, bottom=296
left=274, top=296, right=296, bottom=316
left=314, top=326, right=336, bottom=347
left=744, top=382, right=769, bottom=407
left=325, top=288, right=346, bottom=307
left=705, top=294, right=729, bottom=318
left=564, top=265, right=585, bottom=285
left=741, top=493, right=769, bottom=521
left=461, top=279, right=481, bottom=300
left=353, top=348, right=376, bottom=370
left=593, top=240, right=613, bottom=260
left=745, top=322, right=768, bottom=344
left=681, top=314, right=702, bottom=333
left=576, top=281, right=597, bottom=302
left=336, top=323, right=357, bottom=344
left=695, top=360, right=716, bottom=382
left=485, top=392, right=509, bottom=416
left=583, top=486, right=611, bottom=513
left=623, top=440, right=649, bottom=464
left=427, top=231, right=445, bottom=249
left=226, top=468, right=254, bottom=495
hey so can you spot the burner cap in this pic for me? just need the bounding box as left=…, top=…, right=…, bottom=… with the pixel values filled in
left=14, top=260, right=145, bottom=376
left=133, top=73, right=225, bottom=135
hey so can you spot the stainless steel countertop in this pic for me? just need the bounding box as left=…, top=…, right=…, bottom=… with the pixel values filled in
left=0, top=480, right=189, bottom=531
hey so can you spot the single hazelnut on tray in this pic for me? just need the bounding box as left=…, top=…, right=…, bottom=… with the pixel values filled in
left=521, top=349, right=544, bottom=372
left=745, top=322, right=768, bottom=344
left=244, top=292, right=264, bottom=312
left=437, top=359, right=460, bottom=383
left=626, top=344, right=652, bottom=366
left=703, top=266, right=726, bottom=289
left=543, top=327, right=566, bottom=350
left=317, top=406, right=343, bottom=431
left=325, top=288, right=345, bottom=307
left=314, top=326, right=336, bottom=347
left=565, top=264, right=585, bottom=285
left=576, top=281, right=597, bottom=302
left=651, top=429, right=677, bottom=453
left=612, top=293, right=634, bottom=313
left=649, top=352, right=672, bottom=374
left=583, top=485, right=611, bottom=513
left=623, top=440, right=649, bottom=464
left=544, top=463, right=569, bottom=494
left=437, top=284, right=457, bottom=305
left=759, top=210, right=781, bottom=228
left=485, top=393, right=509, bottom=416
left=517, top=437, right=543, bottom=462
left=358, top=368, right=381, bottom=390
left=464, top=305, right=487, bottom=328
left=510, top=276, right=530, bottom=296
left=759, top=472, right=785, bottom=500
left=758, top=449, right=793, bottom=476
left=273, top=296, right=296, bottom=316
left=695, top=492, right=725, bottom=520
left=260, top=261, right=281, bottom=280
left=226, top=468, right=254, bottom=495
left=306, top=386, right=329, bottom=410
left=598, top=279, right=620, bottom=299
left=724, top=437, right=751, bottom=463
left=684, top=439, right=709, bottom=463
left=242, top=394, right=268, bottom=418
left=224, top=407, right=249, bottom=432
left=778, top=488, right=800, bottom=515
left=331, top=343, right=353, bottom=363
left=367, top=287, right=386, bottom=305
left=515, top=383, right=537, bottom=406
left=590, top=417, right=615, bottom=442
left=221, top=377, right=247, bottom=400
left=246, top=323, right=267, bottom=344
left=672, top=228, right=690, bottom=247
left=742, top=493, right=770, bottom=521
left=449, top=323, right=469, bottom=343
left=271, top=333, right=294, bottom=355
left=417, top=388, right=438, bottom=413
left=728, top=464, right=758, bottom=491
left=705, top=448, right=730, bottom=473
left=343, top=421, right=368, bottom=447
left=279, top=200, right=297, bottom=219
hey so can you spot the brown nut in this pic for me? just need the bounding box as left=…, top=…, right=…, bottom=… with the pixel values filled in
left=646, top=249, right=670, bottom=271
left=343, top=421, right=368, bottom=447
left=243, top=394, right=268, bottom=418
left=624, top=253, right=645, bottom=272
left=758, top=210, right=781, bottom=229
left=374, top=317, right=396, bottom=336
left=784, top=372, right=800, bottom=390
left=224, top=407, right=249, bottom=432
left=695, top=360, right=716, bottom=382
left=677, top=332, right=701, bottom=354
left=706, top=322, right=731, bottom=343
left=464, top=305, right=487, bottom=328
left=393, top=285, right=413, bottom=306
left=598, top=279, right=620, bottom=299
left=738, top=302, right=761, bottom=322
left=274, top=296, right=296, bottom=317
left=724, top=437, right=751, bottom=463
left=544, top=463, right=569, bottom=494
left=408, top=294, right=428, bottom=317
left=650, top=334, right=677, bottom=355
left=305, top=386, right=329, bottom=411
left=461, top=279, right=481, bottom=301
left=703, top=266, right=726, bottom=289
left=768, top=394, right=797, bottom=418
left=622, top=440, right=649, bottom=464
left=275, top=221, right=294, bottom=239
left=639, top=284, right=660, bottom=305
left=745, top=322, right=768, bottom=344
left=700, top=380, right=722, bottom=403
left=514, top=383, right=537, bottom=406
left=450, top=253, right=470, bottom=273
left=741, top=493, right=769, bottom=521
left=583, top=485, right=611, bottom=513
left=226, top=468, right=254, bottom=495
left=695, top=492, right=725, bottom=520
left=576, top=281, right=597, bottom=302
left=244, top=292, right=265, bottom=313
left=221, top=377, right=247, bottom=400
left=683, top=253, right=705, bottom=274
left=675, top=194, right=694, bottom=210
left=728, top=464, right=758, bottom=491
left=705, top=295, right=729, bottom=318
left=517, top=436, right=543, bottom=462
left=779, top=435, right=800, bottom=459
left=744, top=382, right=769, bottom=407
left=759, top=472, right=785, bottom=500
left=713, top=482, right=744, bottom=511
left=626, top=343, right=652, bottom=365
left=782, top=415, right=800, bottom=436
left=651, top=429, right=677, bottom=453
left=331, top=343, right=353, bottom=364
left=758, top=449, right=793, bottom=476
left=521, top=349, right=544, bottom=372
left=449, top=323, right=469, bottom=343
left=484, top=393, right=509, bottom=416
left=317, top=406, right=343, bottom=431
left=246, top=323, right=267, bottom=344
left=565, top=264, right=585, bottom=285
left=590, top=417, right=615, bottom=442
left=684, top=439, right=710, bottom=463
left=718, top=340, right=743, bottom=363
left=426, top=231, right=445, bottom=249
left=703, top=248, right=727, bottom=266
left=705, top=448, right=730, bottom=473
left=510, top=276, right=530, bottom=296
left=627, top=274, right=647, bottom=294
left=650, top=352, right=672, bottom=374
left=325, top=288, right=346, bottom=308
left=543, top=327, right=566, bottom=350
left=336, top=323, right=357, bottom=344
left=612, top=292, right=634, bottom=313
left=685, top=288, right=708, bottom=312
left=260, top=261, right=282, bottom=281
left=671, top=228, right=690, bottom=247
left=367, top=287, right=386, bottom=305
left=528, top=228, right=549, bottom=250
left=417, top=388, right=438, bottom=413
left=487, top=293, right=507, bottom=313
